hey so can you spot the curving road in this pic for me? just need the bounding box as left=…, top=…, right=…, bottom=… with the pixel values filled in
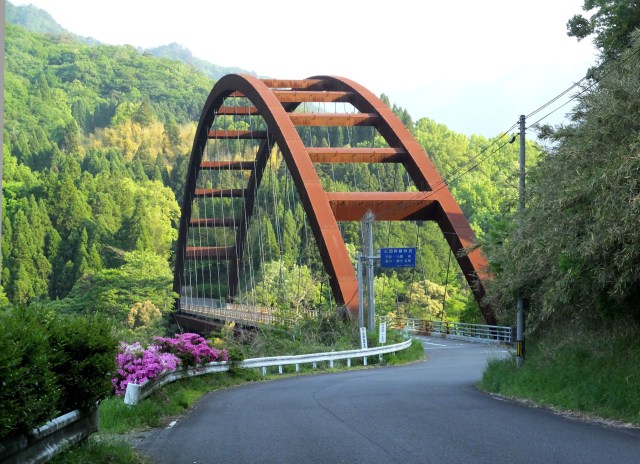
left=137, top=336, right=640, bottom=463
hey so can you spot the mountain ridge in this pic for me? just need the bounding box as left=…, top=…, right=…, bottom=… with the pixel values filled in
left=5, top=1, right=254, bottom=80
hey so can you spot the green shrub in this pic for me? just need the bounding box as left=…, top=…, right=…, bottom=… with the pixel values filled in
left=0, top=307, right=117, bottom=440
left=0, top=308, right=60, bottom=439
left=46, top=313, right=118, bottom=412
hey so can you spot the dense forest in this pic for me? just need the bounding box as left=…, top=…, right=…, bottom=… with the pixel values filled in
left=1, top=3, right=539, bottom=339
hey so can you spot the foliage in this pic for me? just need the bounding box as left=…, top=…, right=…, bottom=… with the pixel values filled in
left=154, top=332, right=228, bottom=367
left=6, top=2, right=66, bottom=36
left=46, top=313, right=119, bottom=412
left=112, top=342, right=180, bottom=396
left=112, top=334, right=228, bottom=395
left=127, top=300, right=162, bottom=329
left=479, top=323, right=640, bottom=425
left=0, top=307, right=60, bottom=439
left=486, top=35, right=640, bottom=331
left=2, top=21, right=190, bottom=317
left=249, top=261, right=321, bottom=314
left=57, top=251, right=176, bottom=322
left=0, top=307, right=117, bottom=440
left=147, top=42, right=252, bottom=81
left=567, top=0, right=640, bottom=62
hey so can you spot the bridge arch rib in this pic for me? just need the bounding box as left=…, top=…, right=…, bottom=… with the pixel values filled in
left=174, top=74, right=496, bottom=325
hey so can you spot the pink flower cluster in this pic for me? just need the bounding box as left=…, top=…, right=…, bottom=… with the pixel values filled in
left=154, top=332, right=228, bottom=367
left=112, top=334, right=228, bottom=396
left=112, top=342, right=180, bottom=395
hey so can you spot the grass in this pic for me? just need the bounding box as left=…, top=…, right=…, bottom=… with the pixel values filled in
left=383, top=338, right=425, bottom=365
left=48, top=437, right=149, bottom=464
left=479, top=323, right=640, bottom=425
left=100, top=368, right=260, bottom=433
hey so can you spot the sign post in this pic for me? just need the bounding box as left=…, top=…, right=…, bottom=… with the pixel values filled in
left=379, top=322, right=387, bottom=345
left=359, top=326, right=368, bottom=350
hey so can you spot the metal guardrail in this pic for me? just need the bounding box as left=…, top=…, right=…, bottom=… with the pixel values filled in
left=379, top=317, right=512, bottom=343
left=124, top=338, right=413, bottom=405
left=0, top=407, right=99, bottom=464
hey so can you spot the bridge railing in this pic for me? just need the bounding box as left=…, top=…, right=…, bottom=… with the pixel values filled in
left=379, top=317, right=512, bottom=344
left=179, top=298, right=298, bottom=326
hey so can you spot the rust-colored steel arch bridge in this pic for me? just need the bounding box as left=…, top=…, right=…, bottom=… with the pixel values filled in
left=174, top=74, right=496, bottom=325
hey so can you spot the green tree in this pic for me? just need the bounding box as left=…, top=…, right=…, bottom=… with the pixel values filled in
left=249, top=261, right=320, bottom=315
left=60, top=250, right=176, bottom=321
left=567, top=0, right=640, bottom=61
left=60, top=119, right=80, bottom=153
left=6, top=209, right=51, bottom=303
left=164, top=117, right=181, bottom=149
left=132, top=98, right=155, bottom=127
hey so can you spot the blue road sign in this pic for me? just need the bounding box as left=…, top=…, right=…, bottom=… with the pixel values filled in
left=380, top=247, right=416, bottom=268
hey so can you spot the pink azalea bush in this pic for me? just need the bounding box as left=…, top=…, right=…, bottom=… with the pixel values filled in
left=112, top=334, right=228, bottom=396
left=154, top=332, right=228, bottom=367
left=112, top=342, right=180, bottom=395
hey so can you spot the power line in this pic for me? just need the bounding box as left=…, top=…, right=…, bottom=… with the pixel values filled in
left=429, top=39, right=640, bottom=189
left=525, top=76, right=588, bottom=120
left=527, top=41, right=640, bottom=131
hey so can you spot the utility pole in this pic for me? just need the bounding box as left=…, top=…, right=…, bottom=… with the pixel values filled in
left=357, top=251, right=364, bottom=328
left=363, top=211, right=376, bottom=333
left=516, top=115, right=526, bottom=367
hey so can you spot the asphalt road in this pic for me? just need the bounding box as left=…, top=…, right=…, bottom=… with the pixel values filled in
left=136, top=336, right=640, bottom=463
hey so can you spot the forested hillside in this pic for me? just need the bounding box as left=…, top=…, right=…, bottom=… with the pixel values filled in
left=1, top=13, right=535, bottom=334
left=2, top=21, right=210, bottom=328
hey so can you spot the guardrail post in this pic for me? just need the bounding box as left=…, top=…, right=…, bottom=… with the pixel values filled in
left=262, top=367, right=267, bottom=376
left=295, top=363, right=300, bottom=372
left=124, top=383, right=143, bottom=406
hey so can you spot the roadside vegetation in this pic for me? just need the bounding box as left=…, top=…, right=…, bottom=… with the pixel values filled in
left=481, top=1, right=640, bottom=426
left=480, top=324, right=640, bottom=425
left=47, top=315, right=423, bottom=463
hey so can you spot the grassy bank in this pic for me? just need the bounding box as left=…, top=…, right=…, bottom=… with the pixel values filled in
left=479, top=324, right=640, bottom=425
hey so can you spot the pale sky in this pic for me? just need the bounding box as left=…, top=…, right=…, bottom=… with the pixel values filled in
left=11, top=0, right=597, bottom=137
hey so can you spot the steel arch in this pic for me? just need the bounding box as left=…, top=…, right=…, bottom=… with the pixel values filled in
left=174, top=74, right=495, bottom=325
